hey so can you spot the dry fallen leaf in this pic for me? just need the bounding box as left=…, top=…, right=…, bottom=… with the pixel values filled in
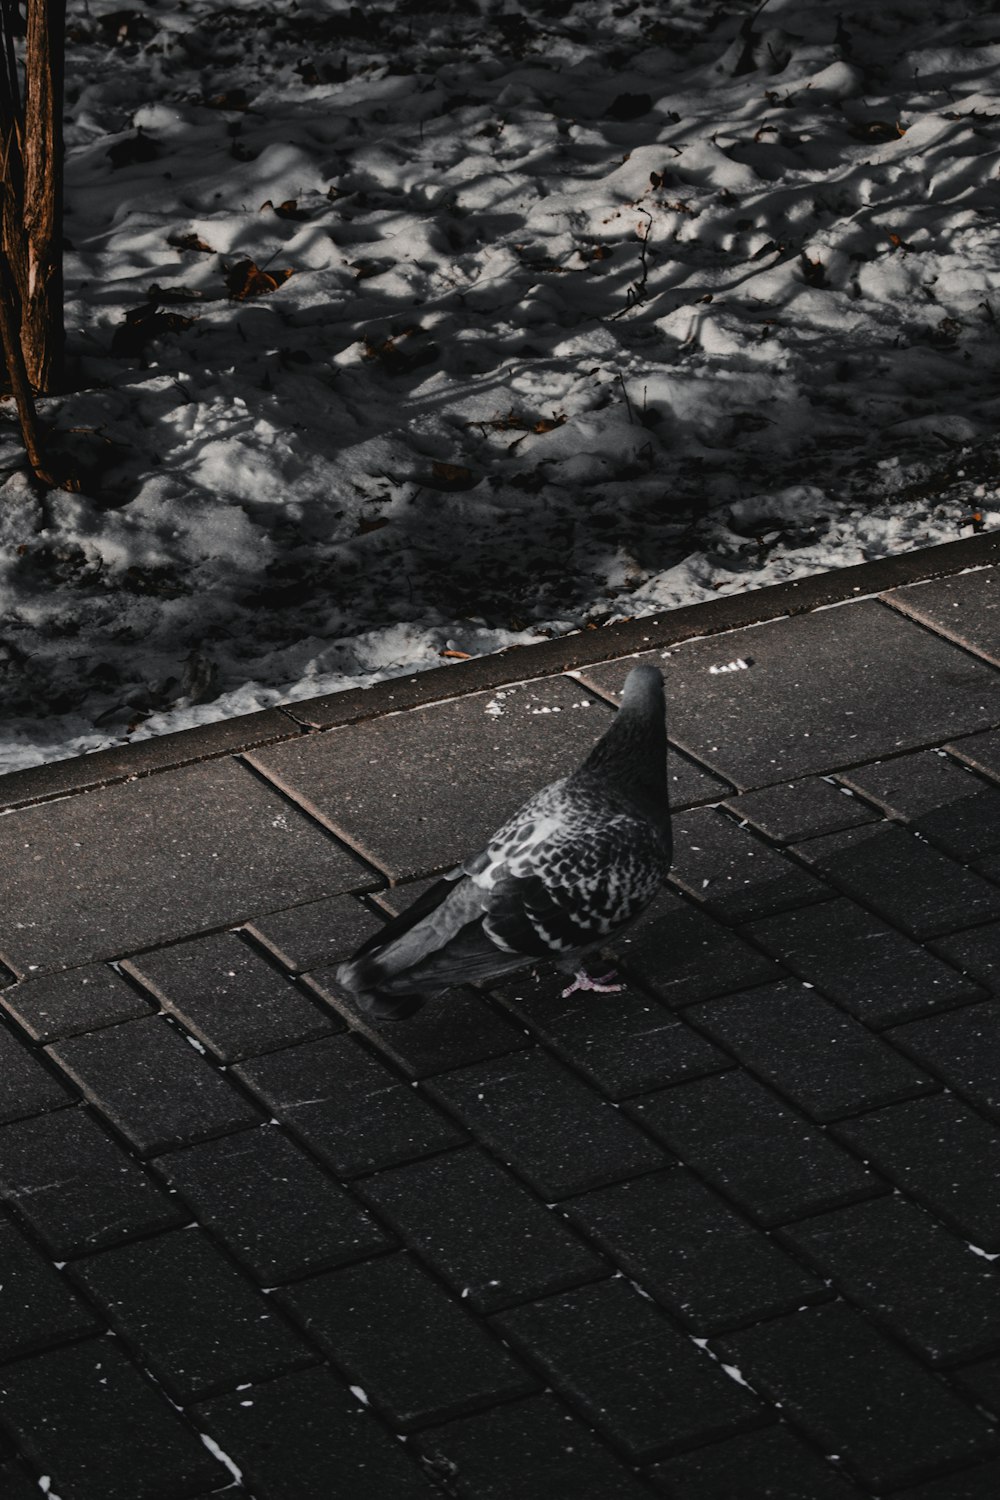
left=849, top=119, right=906, bottom=141
left=225, top=259, right=294, bottom=300
left=439, top=649, right=471, bottom=660
left=168, top=231, right=214, bottom=254
left=259, top=199, right=310, bottom=221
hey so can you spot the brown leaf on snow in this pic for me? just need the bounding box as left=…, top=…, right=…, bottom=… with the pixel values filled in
left=205, top=87, right=252, bottom=110
left=362, top=325, right=439, bottom=376
left=848, top=119, right=906, bottom=141
left=356, top=516, right=390, bottom=535
left=432, top=461, right=473, bottom=484
left=111, top=303, right=196, bottom=357
left=260, top=199, right=311, bottom=221
left=799, top=252, right=826, bottom=287
left=417, top=461, right=479, bottom=492
left=533, top=414, right=566, bottom=434
left=168, top=231, right=214, bottom=254
left=225, top=260, right=294, bottom=300
left=439, top=648, right=471, bottom=659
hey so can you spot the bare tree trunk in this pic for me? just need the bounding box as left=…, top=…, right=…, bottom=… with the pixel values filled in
left=0, top=240, right=54, bottom=481
left=0, top=0, right=65, bottom=485
left=22, top=0, right=63, bottom=391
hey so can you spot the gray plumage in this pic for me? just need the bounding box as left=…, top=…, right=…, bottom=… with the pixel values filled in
left=335, top=664, right=672, bottom=1019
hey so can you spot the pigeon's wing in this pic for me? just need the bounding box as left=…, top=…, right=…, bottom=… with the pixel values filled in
left=483, top=791, right=668, bottom=961
left=347, top=867, right=466, bottom=964
left=335, top=848, right=508, bottom=995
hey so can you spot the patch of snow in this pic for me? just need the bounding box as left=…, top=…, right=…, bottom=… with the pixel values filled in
left=2, top=0, right=998, bottom=773
left=199, top=1433, right=243, bottom=1484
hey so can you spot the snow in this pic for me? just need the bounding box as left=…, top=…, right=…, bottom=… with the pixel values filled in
left=198, top=1432, right=243, bottom=1483
left=3, top=0, right=999, bottom=773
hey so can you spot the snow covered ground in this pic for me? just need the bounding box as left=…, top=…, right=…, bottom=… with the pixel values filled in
left=2, top=0, right=999, bottom=773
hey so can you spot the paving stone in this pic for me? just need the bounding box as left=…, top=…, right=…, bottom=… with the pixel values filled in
left=792, top=822, right=1000, bottom=940
left=0, top=708, right=298, bottom=813
left=948, top=726, right=1000, bottom=782
left=647, top=1423, right=865, bottom=1499
left=664, top=747, right=733, bottom=808
left=714, top=1301, right=999, bottom=1492
left=231, top=1034, right=464, bottom=1177
left=193, top=1364, right=441, bottom=1499
left=833, top=1094, right=1000, bottom=1249
left=583, top=602, right=1000, bottom=786
left=425, top=1050, right=664, bottom=1199
left=0, top=1462, right=42, bottom=1500
left=277, top=1251, right=536, bottom=1430
left=0, top=1106, right=184, bottom=1255
left=371, top=876, right=442, bottom=917
left=46, top=1015, right=262, bottom=1155
left=0, top=1016, right=75, bottom=1122
left=616, top=888, right=779, bottom=1006
left=245, top=893, right=384, bottom=972
left=0, top=1213, right=101, bottom=1361
left=0, top=757, right=374, bottom=974
left=72, top=1227, right=314, bottom=1403
left=0, top=1336, right=227, bottom=1500
left=248, top=676, right=619, bottom=880
left=627, top=1071, right=882, bottom=1226
left=693, top=979, right=935, bottom=1122
left=952, top=1356, right=1000, bottom=1419
left=153, top=1125, right=391, bottom=1283
left=565, top=1167, right=824, bottom=1333
left=839, top=750, right=1000, bottom=864
left=779, top=1195, right=1000, bottom=1366
left=492, top=1278, right=765, bottom=1462
left=121, top=930, right=335, bottom=1062
left=414, top=1391, right=654, bottom=1500
left=745, top=896, right=983, bottom=1027
left=669, top=806, right=830, bottom=922
left=722, top=777, right=880, bottom=845
left=931, top=920, right=1000, bottom=995
left=893, top=1458, right=1000, bottom=1500
left=0, top=963, right=153, bottom=1042
left=492, top=967, right=729, bottom=1099
left=306, top=967, right=527, bottom=1079
left=358, top=1147, right=605, bottom=1313
left=884, top=565, right=1000, bottom=665
left=887, top=1000, right=1000, bottom=1121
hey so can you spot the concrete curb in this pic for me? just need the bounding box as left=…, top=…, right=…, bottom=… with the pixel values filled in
left=3, top=529, right=997, bottom=811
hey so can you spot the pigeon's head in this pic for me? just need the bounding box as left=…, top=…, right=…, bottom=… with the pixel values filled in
left=620, top=663, right=664, bottom=710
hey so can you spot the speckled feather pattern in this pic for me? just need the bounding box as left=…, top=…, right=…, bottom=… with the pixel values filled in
left=478, top=775, right=669, bottom=951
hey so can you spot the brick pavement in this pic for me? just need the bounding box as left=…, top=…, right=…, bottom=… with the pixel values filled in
left=1, top=555, right=1000, bottom=1498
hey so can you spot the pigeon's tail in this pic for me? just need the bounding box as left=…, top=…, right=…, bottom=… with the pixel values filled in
left=334, top=869, right=523, bottom=1020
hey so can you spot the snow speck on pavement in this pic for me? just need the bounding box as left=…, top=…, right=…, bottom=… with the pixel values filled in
left=2, top=0, right=998, bottom=772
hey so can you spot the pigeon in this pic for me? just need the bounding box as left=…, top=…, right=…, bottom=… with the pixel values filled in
left=335, top=664, right=672, bottom=1020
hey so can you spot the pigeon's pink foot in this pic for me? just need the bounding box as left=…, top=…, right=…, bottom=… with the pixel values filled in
left=561, top=970, right=623, bottom=998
